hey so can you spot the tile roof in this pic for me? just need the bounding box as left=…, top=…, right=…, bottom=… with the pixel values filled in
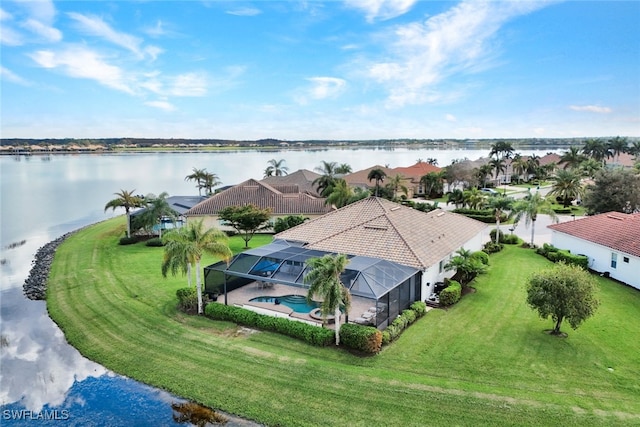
left=392, top=162, right=442, bottom=180
left=275, top=197, right=487, bottom=270
left=260, top=169, right=322, bottom=196
left=185, top=179, right=334, bottom=216
left=343, top=165, right=399, bottom=187
left=548, top=212, right=640, bottom=258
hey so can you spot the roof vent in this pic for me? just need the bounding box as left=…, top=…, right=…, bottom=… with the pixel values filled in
left=364, top=225, right=388, bottom=231
left=390, top=206, right=401, bottom=211
left=606, top=214, right=625, bottom=221
left=436, top=212, right=445, bottom=217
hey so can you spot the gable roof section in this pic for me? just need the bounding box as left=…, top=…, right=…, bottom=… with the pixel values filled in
left=548, top=212, right=640, bottom=257
left=392, top=162, right=442, bottom=180
left=276, top=197, right=486, bottom=270
left=185, top=178, right=334, bottom=216
left=343, top=165, right=398, bottom=187
left=260, top=169, right=322, bottom=196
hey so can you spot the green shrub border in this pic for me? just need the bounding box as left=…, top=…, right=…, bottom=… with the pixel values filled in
left=439, top=280, right=462, bottom=306
left=536, top=243, right=588, bottom=269
left=381, top=301, right=428, bottom=345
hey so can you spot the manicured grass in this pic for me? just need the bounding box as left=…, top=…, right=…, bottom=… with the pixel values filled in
left=47, top=217, right=640, bottom=426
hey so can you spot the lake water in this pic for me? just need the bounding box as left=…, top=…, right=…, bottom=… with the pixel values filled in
left=0, top=146, right=561, bottom=425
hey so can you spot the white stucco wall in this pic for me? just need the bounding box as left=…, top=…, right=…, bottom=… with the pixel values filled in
left=551, top=231, right=640, bottom=290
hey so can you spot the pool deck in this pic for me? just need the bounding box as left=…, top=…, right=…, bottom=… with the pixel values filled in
left=220, top=281, right=376, bottom=328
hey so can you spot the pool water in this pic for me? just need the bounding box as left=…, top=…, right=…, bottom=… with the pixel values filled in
left=249, top=295, right=320, bottom=313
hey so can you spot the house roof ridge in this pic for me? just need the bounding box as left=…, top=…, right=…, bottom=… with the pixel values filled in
left=381, top=203, right=428, bottom=269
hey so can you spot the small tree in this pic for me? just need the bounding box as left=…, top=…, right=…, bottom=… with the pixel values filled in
left=526, top=263, right=599, bottom=336
left=218, top=204, right=272, bottom=248
left=444, top=248, right=487, bottom=287
left=104, top=189, right=144, bottom=238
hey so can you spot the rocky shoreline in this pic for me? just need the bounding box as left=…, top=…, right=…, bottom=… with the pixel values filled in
left=23, top=231, right=77, bottom=300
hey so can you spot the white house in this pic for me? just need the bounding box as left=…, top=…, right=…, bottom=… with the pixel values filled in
left=548, top=212, right=640, bottom=290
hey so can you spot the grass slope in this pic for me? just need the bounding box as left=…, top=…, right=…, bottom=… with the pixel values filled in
left=47, top=218, right=640, bottom=426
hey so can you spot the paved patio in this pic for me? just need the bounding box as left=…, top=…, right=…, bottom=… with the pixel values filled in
left=220, top=281, right=377, bottom=328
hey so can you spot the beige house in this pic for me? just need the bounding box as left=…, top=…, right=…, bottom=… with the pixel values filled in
left=343, top=162, right=442, bottom=198
left=185, top=178, right=334, bottom=231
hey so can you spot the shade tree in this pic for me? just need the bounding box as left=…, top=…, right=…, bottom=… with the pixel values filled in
left=218, top=204, right=272, bottom=248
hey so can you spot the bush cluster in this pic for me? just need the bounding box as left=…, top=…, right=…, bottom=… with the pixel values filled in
left=482, top=241, right=504, bottom=254
left=176, top=287, right=198, bottom=313
left=489, top=229, right=519, bottom=245
left=381, top=301, right=428, bottom=345
left=439, top=280, right=462, bottom=306
left=552, top=207, right=573, bottom=214
left=470, top=250, right=489, bottom=266
left=339, top=323, right=382, bottom=354
left=452, top=209, right=507, bottom=223
left=536, top=244, right=588, bottom=269
left=204, top=303, right=334, bottom=346
left=145, top=237, right=164, bottom=247
left=119, top=236, right=138, bottom=245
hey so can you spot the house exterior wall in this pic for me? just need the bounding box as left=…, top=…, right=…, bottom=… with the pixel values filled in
left=420, top=229, right=485, bottom=298
left=551, top=231, right=640, bottom=290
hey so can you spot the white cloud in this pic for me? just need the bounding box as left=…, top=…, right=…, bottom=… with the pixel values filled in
left=67, top=12, right=160, bottom=60
left=145, top=99, right=175, bottom=111
left=226, top=7, right=262, bottom=17
left=569, top=105, right=612, bottom=114
left=168, top=72, right=208, bottom=96
left=445, top=113, right=457, bottom=122
left=345, top=0, right=417, bottom=23
left=307, top=77, right=347, bottom=100
left=22, top=18, right=62, bottom=42
left=28, top=46, right=134, bottom=94
left=361, top=1, right=554, bottom=107
left=0, top=66, right=31, bottom=85
left=1, top=8, right=13, bottom=21
left=19, top=0, right=57, bottom=25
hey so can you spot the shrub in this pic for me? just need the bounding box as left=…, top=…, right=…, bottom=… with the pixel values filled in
left=483, top=241, right=504, bottom=254
left=489, top=228, right=505, bottom=243
left=340, top=323, right=383, bottom=354
left=119, top=236, right=138, bottom=245
left=470, top=250, right=489, bottom=266
left=536, top=244, right=588, bottom=269
left=381, top=302, right=428, bottom=345
left=381, top=330, right=391, bottom=346
left=553, top=207, right=572, bottom=214
left=502, top=234, right=520, bottom=245
left=439, top=280, right=462, bottom=306
left=145, top=237, right=164, bottom=247
left=204, top=303, right=334, bottom=346
left=410, top=301, right=427, bottom=317
left=176, top=287, right=198, bottom=313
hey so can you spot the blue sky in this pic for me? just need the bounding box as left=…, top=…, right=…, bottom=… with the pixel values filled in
left=1, top=1, right=638, bottom=140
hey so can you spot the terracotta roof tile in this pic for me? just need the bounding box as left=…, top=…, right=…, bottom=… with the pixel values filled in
left=186, top=179, right=334, bottom=216
left=276, top=197, right=486, bottom=269
left=260, top=169, right=322, bottom=196
left=548, top=212, right=640, bottom=257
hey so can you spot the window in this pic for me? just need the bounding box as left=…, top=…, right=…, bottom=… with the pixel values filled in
left=439, top=260, right=444, bottom=273
left=623, top=256, right=629, bottom=263
left=611, top=253, right=618, bottom=269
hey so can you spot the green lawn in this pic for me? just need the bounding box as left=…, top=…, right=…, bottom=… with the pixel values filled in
left=47, top=217, right=640, bottom=426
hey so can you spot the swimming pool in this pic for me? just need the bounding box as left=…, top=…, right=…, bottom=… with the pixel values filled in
left=249, top=295, right=320, bottom=313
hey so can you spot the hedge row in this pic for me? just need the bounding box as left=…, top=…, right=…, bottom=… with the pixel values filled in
left=204, top=303, right=334, bottom=347
left=340, top=324, right=382, bottom=354
left=536, top=243, right=589, bottom=269
left=439, top=280, right=462, bottom=306
left=381, top=301, right=428, bottom=345
left=489, top=229, right=520, bottom=245
left=452, top=209, right=507, bottom=224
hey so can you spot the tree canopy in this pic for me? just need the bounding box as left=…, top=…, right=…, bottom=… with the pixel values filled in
left=104, top=189, right=144, bottom=238
left=582, top=169, right=640, bottom=215
left=526, top=263, right=599, bottom=336
left=218, top=204, right=272, bottom=248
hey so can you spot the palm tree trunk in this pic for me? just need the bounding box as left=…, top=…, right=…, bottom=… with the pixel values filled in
left=195, top=259, right=203, bottom=314
left=334, top=306, right=341, bottom=346
left=495, top=218, right=501, bottom=244
left=126, top=211, right=132, bottom=238
left=530, top=220, right=536, bottom=247
left=187, top=263, right=192, bottom=288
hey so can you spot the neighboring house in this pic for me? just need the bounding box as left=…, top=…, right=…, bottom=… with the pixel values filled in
left=392, top=161, right=442, bottom=197
left=204, top=196, right=486, bottom=329
left=130, top=195, right=207, bottom=235
left=343, top=165, right=398, bottom=191
left=185, top=178, right=334, bottom=231
left=260, top=169, right=322, bottom=197
left=548, top=212, right=640, bottom=290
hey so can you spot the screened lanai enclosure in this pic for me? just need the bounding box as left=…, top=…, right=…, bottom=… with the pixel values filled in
left=204, top=240, right=422, bottom=329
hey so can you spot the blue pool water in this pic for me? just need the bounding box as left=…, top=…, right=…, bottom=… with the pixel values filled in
left=249, top=295, right=320, bottom=313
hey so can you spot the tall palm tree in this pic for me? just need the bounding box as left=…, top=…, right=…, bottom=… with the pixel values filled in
left=486, top=196, right=513, bottom=243
left=104, top=189, right=144, bottom=238
left=162, top=220, right=232, bottom=314
left=511, top=154, right=528, bottom=184
left=526, top=155, right=541, bottom=181
left=548, top=169, right=584, bottom=208
left=304, top=254, right=351, bottom=346
left=367, top=168, right=387, bottom=197
left=325, top=179, right=354, bottom=208
left=582, top=138, right=611, bottom=166
left=138, top=192, right=176, bottom=238
left=608, top=136, right=628, bottom=165
left=558, top=146, right=585, bottom=170
left=513, top=192, right=559, bottom=247
left=264, top=159, right=289, bottom=177
left=489, top=158, right=506, bottom=183
left=185, top=168, right=207, bottom=196
left=489, top=141, right=515, bottom=161
left=627, top=141, right=640, bottom=160
left=201, top=172, right=221, bottom=196
left=446, top=189, right=465, bottom=208
left=462, top=187, right=486, bottom=210
left=387, top=174, right=408, bottom=199
left=475, top=164, right=493, bottom=188
left=579, top=158, right=603, bottom=179
left=335, top=163, right=352, bottom=174
left=313, top=161, right=338, bottom=197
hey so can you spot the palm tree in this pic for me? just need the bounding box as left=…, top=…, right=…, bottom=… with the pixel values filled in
left=475, top=164, right=493, bottom=188
left=387, top=174, right=408, bottom=200
left=462, top=187, right=486, bottom=210
left=526, top=155, right=541, bottom=181
left=335, top=163, right=352, bottom=174
left=185, top=168, right=208, bottom=196
left=367, top=168, right=387, bottom=197
left=104, top=189, right=144, bottom=238
left=608, top=136, right=628, bottom=165
left=446, top=189, right=465, bottom=208
left=264, top=159, right=289, bottom=177
left=489, top=141, right=515, bottom=161
left=513, top=192, right=559, bottom=247
left=201, top=172, right=221, bottom=196
left=138, top=192, right=176, bottom=238
left=558, top=146, right=585, bottom=170
left=162, top=220, right=232, bottom=314
left=325, top=179, right=354, bottom=208
left=486, top=196, right=513, bottom=244
left=313, top=161, right=338, bottom=197
left=511, top=154, right=528, bottom=184
left=582, top=138, right=610, bottom=166
left=579, top=158, right=603, bottom=179
left=444, top=248, right=487, bottom=287
left=489, top=158, right=506, bottom=184
left=627, top=141, right=640, bottom=160
left=548, top=169, right=584, bottom=208
left=304, top=254, right=351, bottom=346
